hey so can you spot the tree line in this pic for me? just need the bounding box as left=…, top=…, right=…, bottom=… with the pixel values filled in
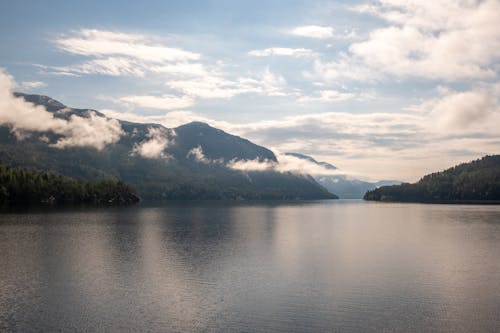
left=0, top=164, right=139, bottom=206
left=364, top=155, right=500, bottom=203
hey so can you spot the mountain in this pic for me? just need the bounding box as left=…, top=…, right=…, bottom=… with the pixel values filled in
left=364, top=155, right=500, bottom=203
left=0, top=93, right=336, bottom=201
left=174, top=122, right=276, bottom=162
left=285, top=152, right=400, bottom=199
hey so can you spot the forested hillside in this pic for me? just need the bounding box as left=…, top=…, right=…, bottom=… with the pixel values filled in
left=0, top=93, right=336, bottom=201
left=364, top=155, right=500, bottom=203
left=0, top=164, right=139, bottom=206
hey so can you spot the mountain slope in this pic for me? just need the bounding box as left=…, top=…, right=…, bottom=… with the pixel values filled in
left=174, top=122, right=276, bottom=162
left=0, top=93, right=336, bottom=201
left=364, top=155, right=500, bottom=203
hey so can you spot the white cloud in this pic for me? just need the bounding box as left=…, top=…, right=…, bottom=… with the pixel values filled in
left=186, top=146, right=210, bottom=164
left=51, top=113, right=124, bottom=149
left=275, top=153, right=352, bottom=176
left=119, top=94, right=195, bottom=110
left=17, top=81, right=47, bottom=90
left=50, top=57, right=146, bottom=77
left=151, top=62, right=209, bottom=76
left=248, top=47, right=315, bottom=57
left=186, top=145, right=223, bottom=164
left=47, top=29, right=200, bottom=78
left=131, top=127, right=173, bottom=159
left=42, top=58, right=209, bottom=79
left=298, top=89, right=356, bottom=103
left=0, top=70, right=123, bottom=150
left=227, top=158, right=275, bottom=172
left=48, top=29, right=291, bottom=102
left=257, top=68, right=288, bottom=96
left=227, top=153, right=345, bottom=176
left=313, top=0, right=500, bottom=82
left=166, top=67, right=288, bottom=99
left=307, top=56, right=377, bottom=82
left=100, top=108, right=214, bottom=128
left=54, top=29, right=200, bottom=63
left=290, top=25, right=334, bottom=39
left=433, top=91, right=499, bottom=130
left=412, top=87, right=500, bottom=133
left=166, top=76, right=245, bottom=99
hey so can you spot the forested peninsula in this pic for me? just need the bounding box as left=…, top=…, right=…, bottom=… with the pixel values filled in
left=364, top=155, right=500, bottom=203
left=0, top=164, right=139, bottom=206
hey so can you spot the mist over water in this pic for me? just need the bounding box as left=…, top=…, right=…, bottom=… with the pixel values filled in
left=1, top=201, right=499, bottom=332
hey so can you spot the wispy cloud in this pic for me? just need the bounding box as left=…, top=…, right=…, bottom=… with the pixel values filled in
left=48, top=29, right=291, bottom=103
left=186, top=145, right=224, bottom=164
left=165, top=67, right=288, bottom=99
left=46, top=29, right=200, bottom=78
left=248, top=47, right=315, bottom=57
left=17, top=81, right=47, bottom=90
left=119, top=94, right=195, bottom=110
left=54, top=29, right=199, bottom=62
left=298, top=90, right=356, bottom=103
left=100, top=109, right=209, bottom=128
left=46, top=57, right=146, bottom=77
left=227, top=152, right=347, bottom=176
left=289, top=25, right=334, bottom=39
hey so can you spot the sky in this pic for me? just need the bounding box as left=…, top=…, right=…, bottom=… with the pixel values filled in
left=0, top=0, right=499, bottom=181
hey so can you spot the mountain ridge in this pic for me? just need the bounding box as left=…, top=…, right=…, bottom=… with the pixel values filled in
left=0, top=93, right=336, bottom=201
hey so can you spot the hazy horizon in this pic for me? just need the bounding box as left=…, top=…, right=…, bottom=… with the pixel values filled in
left=1, top=0, right=499, bottom=182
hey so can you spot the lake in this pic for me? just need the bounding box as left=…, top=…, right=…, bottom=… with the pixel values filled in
left=1, top=200, right=499, bottom=332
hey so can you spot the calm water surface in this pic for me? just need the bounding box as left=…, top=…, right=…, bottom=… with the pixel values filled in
left=0, top=200, right=499, bottom=332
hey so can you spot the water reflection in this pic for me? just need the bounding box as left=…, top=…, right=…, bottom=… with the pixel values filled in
left=0, top=202, right=499, bottom=332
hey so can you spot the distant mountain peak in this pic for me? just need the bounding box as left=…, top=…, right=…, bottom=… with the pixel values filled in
left=14, top=92, right=107, bottom=120
left=174, top=121, right=276, bottom=162
left=14, top=92, right=66, bottom=111
left=177, top=121, right=212, bottom=129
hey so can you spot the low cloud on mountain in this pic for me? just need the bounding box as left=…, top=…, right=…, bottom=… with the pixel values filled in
left=227, top=152, right=349, bottom=177
left=131, top=127, right=174, bottom=159
left=0, top=69, right=123, bottom=150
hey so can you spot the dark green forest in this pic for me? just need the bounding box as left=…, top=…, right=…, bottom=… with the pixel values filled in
left=0, top=164, right=139, bottom=206
left=364, top=155, right=500, bottom=203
